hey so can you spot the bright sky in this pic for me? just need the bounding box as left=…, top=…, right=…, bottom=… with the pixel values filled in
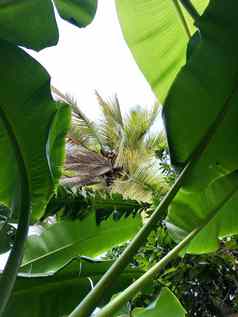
left=0, top=0, right=158, bottom=269
left=30, top=0, right=157, bottom=119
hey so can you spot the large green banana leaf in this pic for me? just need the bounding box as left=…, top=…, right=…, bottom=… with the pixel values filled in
left=115, top=0, right=209, bottom=104
left=163, top=0, right=238, bottom=191
left=54, top=0, right=98, bottom=27
left=3, top=257, right=141, bottom=317
left=0, top=0, right=58, bottom=50
left=0, top=0, right=98, bottom=52
left=0, top=2, right=70, bottom=310
left=132, top=288, right=186, bottom=317
left=0, top=41, right=70, bottom=223
left=166, top=171, right=238, bottom=254
left=21, top=213, right=142, bottom=273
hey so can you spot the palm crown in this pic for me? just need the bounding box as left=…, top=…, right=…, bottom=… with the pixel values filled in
left=52, top=87, right=169, bottom=202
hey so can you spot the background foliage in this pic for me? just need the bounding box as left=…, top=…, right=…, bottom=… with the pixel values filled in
left=1, top=1, right=238, bottom=317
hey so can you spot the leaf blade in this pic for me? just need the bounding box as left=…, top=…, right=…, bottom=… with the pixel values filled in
left=166, top=171, right=238, bottom=253
left=0, top=0, right=58, bottom=50
left=3, top=257, right=141, bottom=317
left=54, top=0, right=97, bottom=27
left=0, top=41, right=70, bottom=220
left=21, top=213, right=142, bottom=273
left=115, top=0, right=209, bottom=103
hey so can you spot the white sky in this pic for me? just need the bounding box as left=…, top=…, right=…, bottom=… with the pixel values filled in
left=30, top=0, right=157, bottom=119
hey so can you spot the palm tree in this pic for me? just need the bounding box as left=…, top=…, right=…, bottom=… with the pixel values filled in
left=52, top=87, right=169, bottom=202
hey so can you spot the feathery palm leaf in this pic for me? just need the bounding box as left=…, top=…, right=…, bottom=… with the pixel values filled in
left=123, top=102, right=161, bottom=148
left=62, top=143, right=114, bottom=187
left=52, top=86, right=103, bottom=150
left=96, top=91, right=124, bottom=127
left=115, top=103, right=162, bottom=169
left=144, top=131, right=167, bottom=154
left=96, top=91, right=124, bottom=150
left=113, top=161, right=169, bottom=202
left=52, top=87, right=168, bottom=201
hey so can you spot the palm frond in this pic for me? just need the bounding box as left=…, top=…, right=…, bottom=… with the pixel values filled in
left=96, top=91, right=124, bottom=149
left=115, top=147, right=151, bottom=172
left=52, top=86, right=103, bottom=150
left=112, top=162, right=169, bottom=202
left=52, top=87, right=168, bottom=203
left=62, top=144, right=113, bottom=187
left=144, top=131, right=167, bottom=154
left=123, top=102, right=161, bottom=149
left=96, top=91, right=124, bottom=127
left=149, top=102, right=161, bottom=128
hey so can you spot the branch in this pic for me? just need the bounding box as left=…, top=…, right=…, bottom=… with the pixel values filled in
left=97, top=229, right=199, bottom=317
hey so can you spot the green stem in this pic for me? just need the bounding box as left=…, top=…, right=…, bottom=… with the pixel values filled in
left=97, top=229, right=199, bottom=317
left=0, top=109, right=30, bottom=316
left=97, top=178, right=238, bottom=317
left=179, top=0, right=200, bottom=21
left=69, top=162, right=191, bottom=317
left=68, top=77, right=238, bottom=317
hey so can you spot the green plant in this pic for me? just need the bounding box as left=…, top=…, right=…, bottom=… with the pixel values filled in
left=4, top=257, right=142, bottom=317
left=2, top=1, right=238, bottom=317
left=109, top=226, right=238, bottom=316
left=20, top=211, right=141, bottom=274
left=53, top=88, right=168, bottom=202
left=69, top=1, right=238, bottom=316
left=0, top=0, right=96, bottom=315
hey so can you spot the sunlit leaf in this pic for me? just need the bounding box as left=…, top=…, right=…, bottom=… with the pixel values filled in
left=21, top=213, right=142, bottom=273
left=116, top=0, right=208, bottom=103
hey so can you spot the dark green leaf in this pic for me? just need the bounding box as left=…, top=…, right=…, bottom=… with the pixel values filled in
left=163, top=0, right=238, bottom=190
left=0, top=0, right=58, bottom=50
left=21, top=213, right=142, bottom=273
left=3, top=257, right=141, bottom=317
left=54, top=0, right=97, bottom=27
left=186, top=30, right=201, bottom=61
left=0, top=40, right=70, bottom=222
